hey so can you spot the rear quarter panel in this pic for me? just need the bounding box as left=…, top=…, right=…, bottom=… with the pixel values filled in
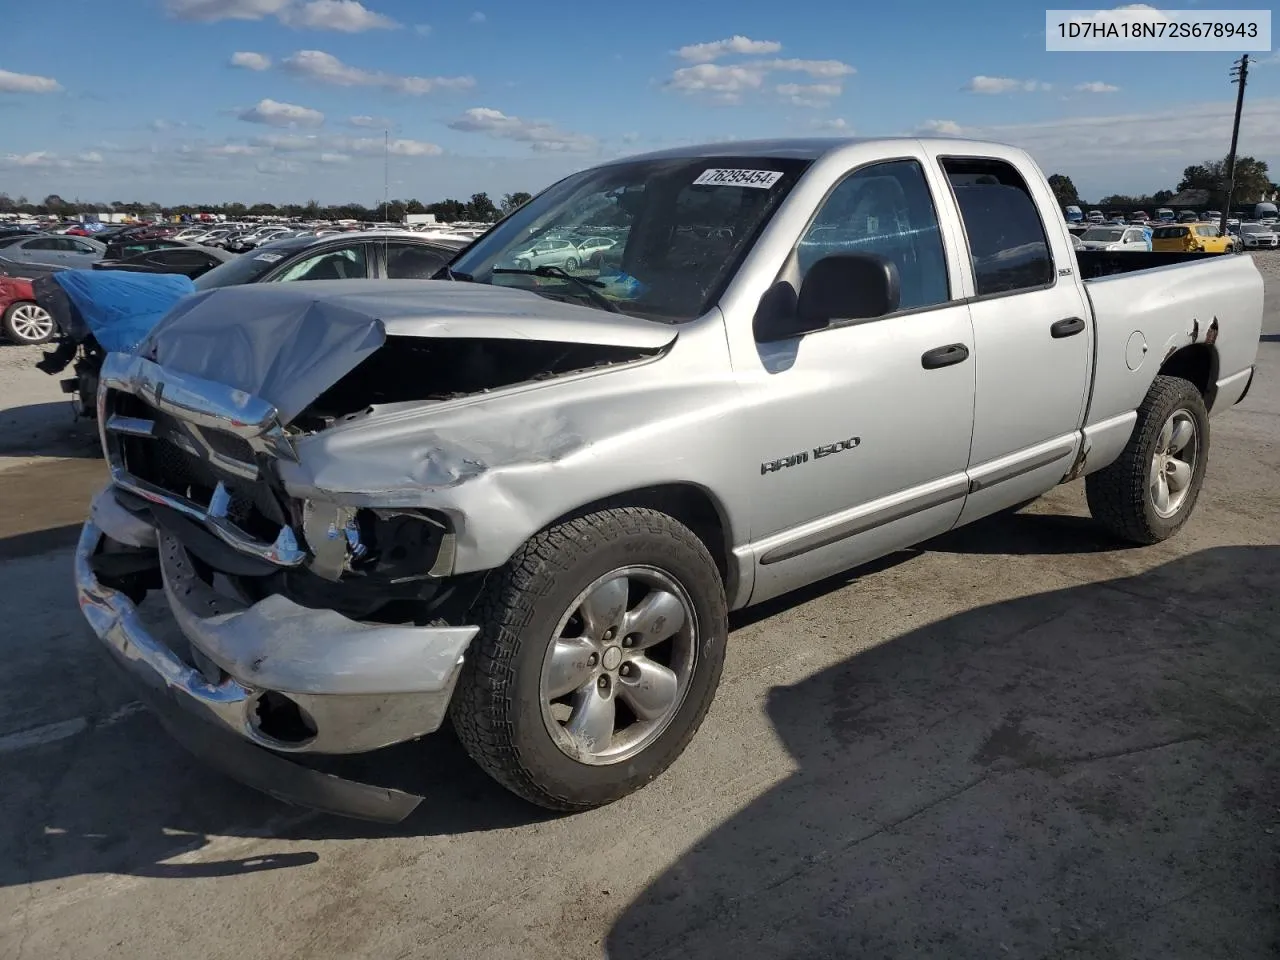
left=1084, top=253, right=1263, bottom=427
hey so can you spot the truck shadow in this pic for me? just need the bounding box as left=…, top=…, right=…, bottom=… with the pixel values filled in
left=605, top=544, right=1280, bottom=959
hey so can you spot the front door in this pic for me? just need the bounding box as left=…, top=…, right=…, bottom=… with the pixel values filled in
left=739, top=158, right=977, bottom=605
left=933, top=155, right=1092, bottom=525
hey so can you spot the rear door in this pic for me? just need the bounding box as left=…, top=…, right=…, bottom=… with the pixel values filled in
left=931, top=153, right=1092, bottom=526
left=17, top=237, right=66, bottom=267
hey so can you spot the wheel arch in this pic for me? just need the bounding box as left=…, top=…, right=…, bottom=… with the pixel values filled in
left=1158, top=342, right=1219, bottom=408
left=544, top=482, right=740, bottom=603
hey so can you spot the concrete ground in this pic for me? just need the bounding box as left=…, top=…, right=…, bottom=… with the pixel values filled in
left=1, top=264, right=1278, bottom=960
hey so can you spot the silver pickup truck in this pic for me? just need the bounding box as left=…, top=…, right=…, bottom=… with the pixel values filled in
left=76, top=137, right=1262, bottom=821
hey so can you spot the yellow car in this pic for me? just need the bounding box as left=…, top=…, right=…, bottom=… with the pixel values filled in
left=1151, top=222, right=1233, bottom=254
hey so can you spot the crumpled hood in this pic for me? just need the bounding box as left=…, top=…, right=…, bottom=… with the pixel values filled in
left=139, top=279, right=677, bottom=423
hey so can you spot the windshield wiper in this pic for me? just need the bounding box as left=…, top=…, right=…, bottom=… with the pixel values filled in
left=492, top=265, right=621, bottom=313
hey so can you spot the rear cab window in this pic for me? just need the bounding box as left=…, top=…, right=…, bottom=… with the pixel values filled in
left=939, top=157, right=1054, bottom=297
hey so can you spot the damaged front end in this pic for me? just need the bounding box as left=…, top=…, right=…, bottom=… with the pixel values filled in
left=77, top=281, right=674, bottom=819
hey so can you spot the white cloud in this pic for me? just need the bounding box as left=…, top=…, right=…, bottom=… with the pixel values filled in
left=347, top=114, right=393, bottom=128
left=917, top=119, right=965, bottom=136
left=776, top=82, right=842, bottom=107
left=281, top=49, right=474, bottom=95
left=1075, top=81, right=1120, bottom=93
left=414, top=23, right=432, bottom=36
left=149, top=118, right=194, bottom=131
left=331, top=136, right=442, bottom=156
left=252, top=134, right=322, bottom=152
left=811, top=118, right=852, bottom=132
left=447, top=106, right=596, bottom=152
left=0, top=68, right=62, bottom=93
left=279, top=0, right=398, bottom=31
left=469, top=11, right=486, bottom=23
left=163, top=0, right=290, bottom=22
left=208, top=143, right=263, bottom=156
left=676, top=35, right=782, bottom=63
left=256, top=156, right=305, bottom=175
left=0, top=150, right=100, bottom=169
left=761, top=58, right=855, bottom=79
left=666, top=56, right=854, bottom=104
left=666, top=63, right=768, bottom=102
left=166, top=0, right=396, bottom=30
left=237, top=98, right=325, bottom=127
left=207, top=142, right=262, bottom=156
left=319, top=152, right=351, bottom=163
left=1070, top=3, right=1170, bottom=27
left=230, top=51, right=272, bottom=70
left=965, top=75, right=1051, bottom=94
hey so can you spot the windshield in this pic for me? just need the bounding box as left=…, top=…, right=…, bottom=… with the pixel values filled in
left=446, top=156, right=811, bottom=322
left=1082, top=227, right=1124, bottom=241
left=1242, top=224, right=1269, bottom=234
left=192, top=238, right=312, bottom=290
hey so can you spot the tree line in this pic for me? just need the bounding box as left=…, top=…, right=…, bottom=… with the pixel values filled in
left=0, top=190, right=535, bottom=222
left=1047, top=156, right=1276, bottom=211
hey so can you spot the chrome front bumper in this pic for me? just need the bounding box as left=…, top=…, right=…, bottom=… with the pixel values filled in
left=77, top=515, right=478, bottom=755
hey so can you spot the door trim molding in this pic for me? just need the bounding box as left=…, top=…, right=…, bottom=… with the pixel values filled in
left=966, top=435, right=1078, bottom=493
left=757, top=474, right=970, bottom=566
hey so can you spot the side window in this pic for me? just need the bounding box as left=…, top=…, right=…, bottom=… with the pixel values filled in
left=384, top=242, right=448, bottom=279
left=274, top=245, right=367, bottom=282
left=796, top=159, right=950, bottom=311
left=25, top=237, right=58, bottom=251
left=70, top=239, right=97, bottom=253
left=941, top=157, right=1054, bottom=296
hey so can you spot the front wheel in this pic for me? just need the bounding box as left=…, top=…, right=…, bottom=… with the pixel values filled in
left=1086, top=375, right=1210, bottom=545
left=562, top=257, right=578, bottom=272
left=3, top=301, right=56, bottom=344
left=450, top=507, right=728, bottom=811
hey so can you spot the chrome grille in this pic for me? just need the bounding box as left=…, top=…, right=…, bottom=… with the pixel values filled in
left=99, top=353, right=304, bottom=568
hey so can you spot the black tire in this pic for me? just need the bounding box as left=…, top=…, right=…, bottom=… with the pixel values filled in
left=450, top=507, right=728, bottom=811
left=1086, top=375, right=1210, bottom=545
left=563, top=257, right=578, bottom=272
left=3, top=301, right=56, bottom=345
left=514, top=258, right=531, bottom=271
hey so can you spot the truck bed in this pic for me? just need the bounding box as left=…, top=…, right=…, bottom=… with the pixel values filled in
left=1076, top=249, right=1230, bottom=280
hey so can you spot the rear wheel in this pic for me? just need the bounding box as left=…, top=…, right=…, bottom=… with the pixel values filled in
left=563, top=257, right=579, bottom=272
left=1086, top=375, right=1209, bottom=544
left=450, top=507, right=728, bottom=811
left=3, top=301, right=55, bottom=344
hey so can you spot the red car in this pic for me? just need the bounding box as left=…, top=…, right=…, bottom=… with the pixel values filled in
left=0, top=274, right=55, bottom=344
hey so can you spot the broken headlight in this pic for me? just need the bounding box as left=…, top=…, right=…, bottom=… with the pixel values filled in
left=300, top=501, right=455, bottom=582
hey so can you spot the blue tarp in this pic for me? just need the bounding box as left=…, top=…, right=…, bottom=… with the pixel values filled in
left=51, top=270, right=194, bottom=354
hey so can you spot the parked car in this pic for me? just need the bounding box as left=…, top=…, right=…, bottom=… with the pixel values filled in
left=1238, top=222, right=1280, bottom=249
left=508, top=237, right=584, bottom=271
left=0, top=274, right=55, bottom=344
left=1130, top=210, right=1149, bottom=223
left=1151, top=223, right=1233, bottom=253
left=1177, top=211, right=1200, bottom=223
left=1, top=234, right=105, bottom=270
left=39, top=231, right=460, bottom=417
left=575, top=236, right=618, bottom=265
left=1086, top=209, right=1105, bottom=222
left=93, top=244, right=232, bottom=278
left=1078, top=226, right=1148, bottom=251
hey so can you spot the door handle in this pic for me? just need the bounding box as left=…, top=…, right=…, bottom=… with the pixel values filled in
left=1051, top=316, right=1087, bottom=338
left=921, top=343, right=970, bottom=369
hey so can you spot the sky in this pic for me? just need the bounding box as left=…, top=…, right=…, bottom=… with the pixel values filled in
left=0, top=0, right=1278, bottom=205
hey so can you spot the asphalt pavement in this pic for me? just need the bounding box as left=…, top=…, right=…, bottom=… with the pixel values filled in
left=0, top=277, right=1277, bottom=960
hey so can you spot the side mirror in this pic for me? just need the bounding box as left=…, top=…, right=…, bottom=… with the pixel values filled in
left=796, top=253, right=901, bottom=330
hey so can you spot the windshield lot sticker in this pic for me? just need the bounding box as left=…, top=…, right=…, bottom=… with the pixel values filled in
left=253, top=252, right=284, bottom=262
left=693, top=168, right=784, bottom=189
